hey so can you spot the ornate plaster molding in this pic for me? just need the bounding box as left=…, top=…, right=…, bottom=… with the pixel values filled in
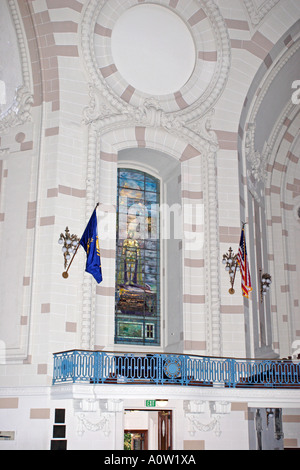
left=181, top=0, right=231, bottom=122
left=74, top=398, right=123, bottom=437
left=187, top=414, right=221, bottom=437
left=76, top=411, right=110, bottom=437
left=245, top=122, right=268, bottom=204
left=243, top=0, right=280, bottom=26
left=83, top=85, right=219, bottom=157
left=183, top=400, right=231, bottom=437
left=184, top=399, right=231, bottom=415
left=210, top=400, right=231, bottom=415
left=7, top=0, right=32, bottom=90
left=184, top=400, right=230, bottom=437
left=201, top=140, right=222, bottom=357
left=0, top=1, right=33, bottom=131
left=0, top=85, right=33, bottom=133
left=80, top=0, right=231, bottom=122
left=50, top=383, right=300, bottom=408
left=246, top=124, right=268, bottom=185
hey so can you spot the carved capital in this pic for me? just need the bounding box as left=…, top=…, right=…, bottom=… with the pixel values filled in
left=245, top=122, right=270, bottom=203
left=82, top=84, right=121, bottom=126
left=210, top=401, right=231, bottom=415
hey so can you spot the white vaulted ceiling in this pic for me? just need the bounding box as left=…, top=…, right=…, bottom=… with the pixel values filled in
left=0, top=1, right=22, bottom=113
left=254, top=44, right=300, bottom=153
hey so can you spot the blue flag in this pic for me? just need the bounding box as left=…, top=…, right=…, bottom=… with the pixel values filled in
left=80, top=209, right=102, bottom=283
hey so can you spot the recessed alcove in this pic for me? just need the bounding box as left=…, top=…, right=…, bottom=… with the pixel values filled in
left=117, top=148, right=183, bottom=351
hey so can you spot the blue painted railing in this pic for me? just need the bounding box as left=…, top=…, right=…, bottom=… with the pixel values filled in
left=52, top=350, right=300, bottom=388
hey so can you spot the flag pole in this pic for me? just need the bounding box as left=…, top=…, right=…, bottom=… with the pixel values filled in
left=231, top=221, right=247, bottom=292
left=230, top=263, right=238, bottom=294
left=62, top=202, right=99, bottom=279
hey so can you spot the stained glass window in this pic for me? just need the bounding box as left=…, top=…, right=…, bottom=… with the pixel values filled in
left=115, top=169, right=160, bottom=345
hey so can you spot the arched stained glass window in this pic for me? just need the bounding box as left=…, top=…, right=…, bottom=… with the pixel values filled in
left=115, top=168, right=160, bottom=345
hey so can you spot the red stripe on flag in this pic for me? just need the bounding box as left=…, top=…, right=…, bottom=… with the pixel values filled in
left=237, top=227, right=252, bottom=298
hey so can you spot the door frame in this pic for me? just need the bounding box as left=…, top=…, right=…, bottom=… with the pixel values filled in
left=124, top=409, right=173, bottom=451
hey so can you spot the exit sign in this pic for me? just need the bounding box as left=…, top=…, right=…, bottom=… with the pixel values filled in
left=145, top=400, right=156, bottom=407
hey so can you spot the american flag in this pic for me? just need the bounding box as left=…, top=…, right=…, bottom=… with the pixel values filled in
left=237, top=226, right=252, bottom=298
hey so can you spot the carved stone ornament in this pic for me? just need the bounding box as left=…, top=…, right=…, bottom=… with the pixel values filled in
left=83, top=85, right=219, bottom=156
left=292, top=196, right=300, bottom=228
left=209, top=401, right=231, bottom=415
left=187, top=414, right=221, bottom=437
left=243, top=0, right=280, bottom=26
left=184, top=400, right=207, bottom=414
left=76, top=412, right=110, bottom=437
left=74, top=399, right=123, bottom=437
left=0, top=1, right=33, bottom=133
left=0, top=85, right=33, bottom=134
left=184, top=400, right=230, bottom=437
left=247, top=149, right=267, bottom=184
left=245, top=122, right=269, bottom=203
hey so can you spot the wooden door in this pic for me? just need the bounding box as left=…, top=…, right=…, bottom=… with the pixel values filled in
left=158, top=411, right=172, bottom=450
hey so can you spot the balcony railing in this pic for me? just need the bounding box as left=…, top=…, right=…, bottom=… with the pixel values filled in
left=52, top=350, right=300, bottom=389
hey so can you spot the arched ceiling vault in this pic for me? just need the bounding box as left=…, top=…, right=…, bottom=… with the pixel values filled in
left=239, top=20, right=300, bottom=202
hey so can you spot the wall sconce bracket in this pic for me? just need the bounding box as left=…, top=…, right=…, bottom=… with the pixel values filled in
left=58, top=227, right=80, bottom=275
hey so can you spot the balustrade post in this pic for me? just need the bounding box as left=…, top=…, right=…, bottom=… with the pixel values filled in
left=204, top=357, right=211, bottom=383
left=181, top=355, right=187, bottom=385
left=52, top=354, right=57, bottom=384
left=228, top=358, right=237, bottom=388
left=93, top=351, right=98, bottom=384
left=73, top=351, right=78, bottom=383
left=99, top=352, right=105, bottom=383
left=156, top=354, right=163, bottom=385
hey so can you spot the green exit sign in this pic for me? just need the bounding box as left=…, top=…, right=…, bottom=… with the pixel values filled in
left=145, top=400, right=156, bottom=407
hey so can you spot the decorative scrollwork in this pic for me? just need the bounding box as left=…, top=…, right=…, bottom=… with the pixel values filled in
left=187, top=414, right=221, bottom=437
left=76, top=412, right=110, bottom=437
left=163, top=356, right=182, bottom=379
left=0, top=85, right=33, bottom=133
left=80, top=0, right=231, bottom=121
